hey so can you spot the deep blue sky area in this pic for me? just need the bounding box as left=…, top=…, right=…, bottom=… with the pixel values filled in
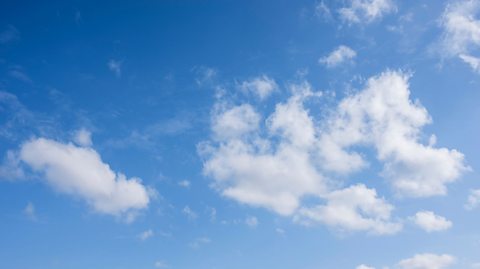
left=1, top=1, right=480, bottom=269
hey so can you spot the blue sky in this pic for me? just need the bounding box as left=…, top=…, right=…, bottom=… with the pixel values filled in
left=1, top=0, right=480, bottom=268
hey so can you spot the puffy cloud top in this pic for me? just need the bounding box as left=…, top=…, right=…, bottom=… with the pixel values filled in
left=20, top=138, right=151, bottom=221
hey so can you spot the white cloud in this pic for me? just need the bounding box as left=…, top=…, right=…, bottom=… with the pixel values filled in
left=319, top=45, right=357, bottom=67
left=211, top=103, right=261, bottom=141
left=182, top=206, right=197, bottom=220
left=194, top=66, right=217, bottom=86
left=245, top=216, right=258, bottom=228
left=439, top=0, right=480, bottom=71
left=0, top=25, right=19, bottom=44
left=18, top=137, right=151, bottom=221
left=24, top=202, right=36, bottom=221
left=411, top=211, right=452, bottom=232
left=201, top=70, right=466, bottom=234
left=74, top=128, right=92, bottom=147
left=238, top=75, right=278, bottom=100
left=108, top=59, right=122, bottom=77
left=338, top=0, right=396, bottom=24
left=178, top=180, right=191, bottom=188
left=200, top=82, right=327, bottom=216
left=188, top=237, right=211, bottom=248
left=138, top=229, right=154, bottom=241
left=315, top=1, right=333, bottom=21
left=459, top=53, right=480, bottom=72
left=465, top=188, right=480, bottom=210
left=318, top=71, right=467, bottom=197
left=296, top=184, right=402, bottom=235
left=8, top=67, right=32, bottom=83
left=154, top=261, right=168, bottom=268
left=356, top=265, right=375, bottom=269
left=397, top=253, right=455, bottom=269
left=0, top=150, right=24, bottom=181
left=207, top=206, right=217, bottom=222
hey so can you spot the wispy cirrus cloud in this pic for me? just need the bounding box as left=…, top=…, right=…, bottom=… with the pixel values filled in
left=0, top=25, right=19, bottom=44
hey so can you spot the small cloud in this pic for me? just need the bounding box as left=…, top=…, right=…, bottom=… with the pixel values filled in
left=188, top=237, right=211, bottom=249
left=459, top=54, right=480, bottom=73
left=315, top=1, right=333, bottom=21
left=410, top=211, right=452, bottom=232
left=178, top=180, right=191, bottom=188
left=138, top=229, right=154, bottom=241
left=154, top=261, right=168, bottom=268
left=466, top=189, right=480, bottom=210
left=18, top=137, right=151, bottom=221
left=319, top=45, right=356, bottom=68
left=338, top=0, right=396, bottom=24
left=275, top=228, right=285, bottom=235
left=245, top=216, right=258, bottom=228
left=238, top=75, right=278, bottom=100
left=437, top=0, right=480, bottom=73
left=0, top=150, right=24, bottom=181
left=397, top=253, right=455, bottom=269
left=356, top=265, right=375, bottom=269
left=73, top=128, right=92, bottom=147
left=0, top=25, right=20, bottom=44
left=194, top=66, right=217, bottom=86
left=8, top=67, right=32, bottom=83
left=182, top=206, right=197, bottom=220
left=207, top=207, right=217, bottom=222
left=75, top=11, right=82, bottom=25
left=108, top=59, right=122, bottom=77
left=158, top=231, right=172, bottom=238
left=24, top=202, right=36, bottom=221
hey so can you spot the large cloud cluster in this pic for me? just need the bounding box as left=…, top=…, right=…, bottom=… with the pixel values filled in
left=200, top=71, right=467, bottom=234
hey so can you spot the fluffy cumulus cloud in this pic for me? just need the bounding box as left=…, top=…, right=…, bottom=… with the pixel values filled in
left=318, top=71, right=467, bottom=197
left=107, top=59, right=122, bottom=77
left=138, top=229, right=154, bottom=241
left=74, top=128, right=92, bottom=147
left=397, top=253, right=455, bottom=269
left=339, top=0, right=396, bottom=24
left=238, top=75, right=278, bottom=100
left=356, top=265, right=375, bottom=269
left=154, top=261, right=168, bottom=268
left=210, top=103, right=261, bottom=141
left=411, top=211, right=452, bottom=232
left=245, top=216, right=259, bottom=228
left=465, top=188, right=480, bottom=210
left=18, top=137, right=151, bottom=221
left=296, top=184, right=402, bottom=235
left=319, top=45, right=357, bottom=68
left=24, top=201, right=36, bottom=221
left=439, top=0, right=480, bottom=72
left=200, top=82, right=328, bottom=216
left=200, top=70, right=467, bottom=234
